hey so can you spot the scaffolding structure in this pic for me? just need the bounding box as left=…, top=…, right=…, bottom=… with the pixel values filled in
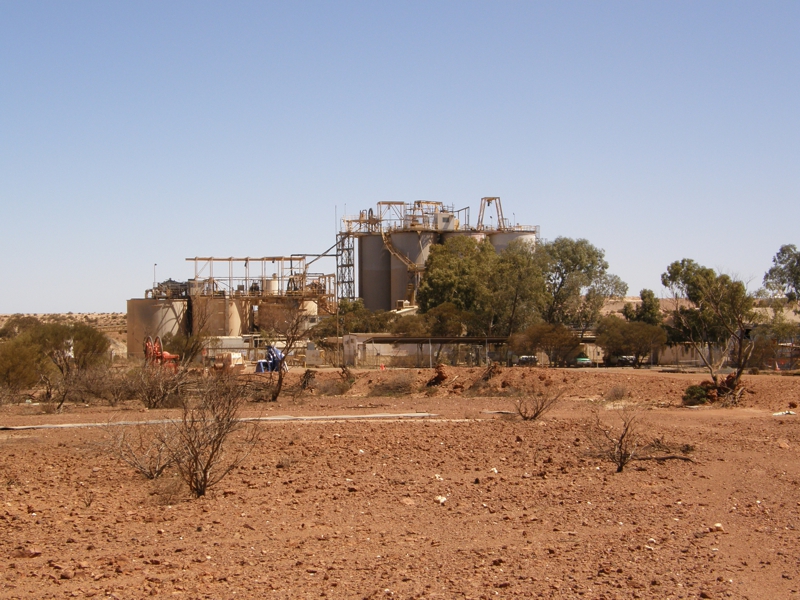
left=336, top=233, right=355, bottom=302
left=183, top=256, right=336, bottom=313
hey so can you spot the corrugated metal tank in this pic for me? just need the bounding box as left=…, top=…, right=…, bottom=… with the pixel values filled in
left=488, top=232, right=537, bottom=253
left=389, top=231, right=439, bottom=307
left=358, top=234, right=391, bottom=311
left=126, top=299, right=188, bottom=358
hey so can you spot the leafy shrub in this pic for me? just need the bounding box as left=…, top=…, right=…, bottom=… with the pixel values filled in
left=682, top=385, right=708, bottom=406
left=0, top=338, right=43, bottom=398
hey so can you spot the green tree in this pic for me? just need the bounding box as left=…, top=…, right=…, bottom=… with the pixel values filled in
left=536, top=238, right=627, bottom=331
left=595, top=316, right=667, bottom=367
left=311, top=298, right=396, bottom=340
left=25, top=322, right=110, bottom=377
left=662, top=259, right=759, bottom=394
left=748, top=310, right=800, bottom=370
left=417, top=236, right=498, bottom=333
left=622, top=289, right=663, bottom=325
left=510, top=322, right=581, bottom=367
left=489, top=240, right=544, bottom=336
left=763, top=244, right=800, bottom=304
left=0, top=322, right=110, bottom=409
left=425, top=302, right=469, bottom=337
left=390, top=313, right=430, bottom=336
left=0, top=337, right=45, bottom=399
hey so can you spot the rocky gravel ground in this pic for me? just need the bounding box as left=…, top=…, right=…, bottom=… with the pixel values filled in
left=2, top=367, right=799, bottom=599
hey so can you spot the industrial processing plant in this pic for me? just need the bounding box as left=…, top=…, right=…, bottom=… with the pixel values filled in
left=127, top=197, right=539, bottom=358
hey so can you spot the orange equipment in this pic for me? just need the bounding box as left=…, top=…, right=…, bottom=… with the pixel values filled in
left=143, top=335, right=181, bottom=371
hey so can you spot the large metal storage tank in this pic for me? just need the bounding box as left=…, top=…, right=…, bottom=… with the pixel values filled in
left=389, top=231, right=439, bottom=307
left=301, top=300, right=318, bottom=316
left=254, top=298, right=315, bottom=330
left=126, top=299, right=188, bottom=358
left=190, top=296, right=243, bottom=337
left=225, top=297, right=243, bottom=336
left=358, top=234, right=391, bottom=312
left=488, top=232, right=537, bottom=253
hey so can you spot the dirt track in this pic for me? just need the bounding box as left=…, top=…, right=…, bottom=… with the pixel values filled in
left=2, top=367, right=799, bottom=599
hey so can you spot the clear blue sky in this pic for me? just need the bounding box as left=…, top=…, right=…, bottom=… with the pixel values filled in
left=1, top=1, right=798, bottom=313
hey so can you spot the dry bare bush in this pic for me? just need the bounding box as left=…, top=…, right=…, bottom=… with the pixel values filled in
left=39, top=372, right=79, bottom=412
left=151, top=474, right=184, bottom=506
left=40, top=399, right=59, bottom=414
left=604, top=385, right=628, bottom=402
left=77, top=366, right=136, bottom=406
left=316, top=379, right=352, bottom=396
left=588, top=406, right=643, bottom=473
left=276, top=455, right=294, bottom=469
left=287, top=369, right=318, bottom=402
left=165, top=376, right=258, bottom=498
left=108, top=423, right=175, bottom=479
left=243, top=375, right=276, bottom=403
left=511, top=384, right=564, bottom=421
left=316, top=366, right=356, bottom=396
left=300, top=369, right=316, bottom=391
left=482, top=362, right=502, bottom=381
left=258, top=302, right=308, bottom=401
left=368, top=371, right=416, bottom=397
left=134, top=367, right=187, bottom=409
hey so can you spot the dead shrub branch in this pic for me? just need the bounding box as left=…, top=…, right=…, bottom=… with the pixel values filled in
left=164, top=376, right=259, bottom=498
left=109, top=423, right=175, bottom=480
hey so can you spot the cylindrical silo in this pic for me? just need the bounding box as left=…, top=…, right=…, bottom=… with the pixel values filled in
left=389, top=231, right=439, bottom=307
left=301, top=300, right=319, bottom=316
left=225, top=297, right=243, bottom=336
left=262, top=275, right=280, bottom=295
left=126, top=298, right=188, bottom=358
left=189, top=296, right=227, bottom=337
left=488, top=232, right=537, bottom=253
left=358, top=234, right=391, bottom=311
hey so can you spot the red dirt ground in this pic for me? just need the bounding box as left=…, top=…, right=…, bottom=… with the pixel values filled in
left=2, top=367, right=800, bottom=599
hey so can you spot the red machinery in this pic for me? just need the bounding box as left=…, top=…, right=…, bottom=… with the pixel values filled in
left=143, top=336, right=181, bottom=370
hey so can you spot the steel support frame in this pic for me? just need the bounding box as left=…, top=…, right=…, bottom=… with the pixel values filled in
left=336, top=232, right=355, bottom=302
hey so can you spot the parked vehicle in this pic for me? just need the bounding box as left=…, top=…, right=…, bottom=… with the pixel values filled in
left=516, top=355, right=538, bottom=367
